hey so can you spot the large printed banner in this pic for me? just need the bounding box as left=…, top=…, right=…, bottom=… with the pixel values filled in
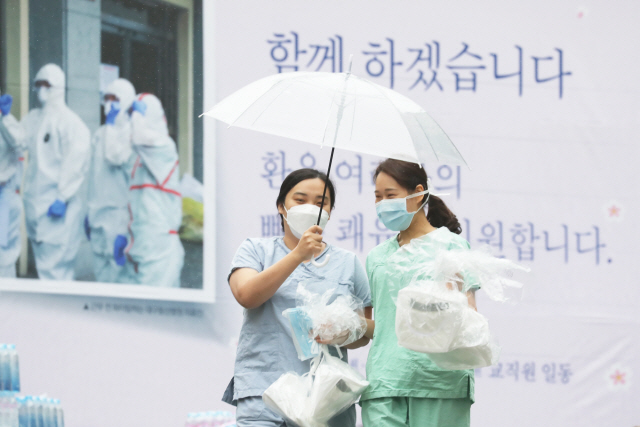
left=1, top=3, right=636, bottom=427
left=205, top=1, right=639, bottom=425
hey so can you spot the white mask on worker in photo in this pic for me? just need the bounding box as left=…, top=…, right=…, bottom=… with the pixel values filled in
left=283, top=204, right=330, bottom=239
left=37, top=87, right=50, bottom=105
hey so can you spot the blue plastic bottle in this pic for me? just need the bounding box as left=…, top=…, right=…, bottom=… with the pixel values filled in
left=8, top=345, right=19, bottom=392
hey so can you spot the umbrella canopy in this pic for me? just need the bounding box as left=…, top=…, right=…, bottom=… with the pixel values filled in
left=203, top=70, right=467, bottom=167
left=203, top=68, right=467, bottom=267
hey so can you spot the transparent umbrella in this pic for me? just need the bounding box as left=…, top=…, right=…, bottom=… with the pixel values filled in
left=202, top=61, right=467, bottom=263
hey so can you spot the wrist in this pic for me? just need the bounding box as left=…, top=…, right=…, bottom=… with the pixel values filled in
left=289, top=248, right=306, bottom=264
left=365, top=319, right=375, bottom=339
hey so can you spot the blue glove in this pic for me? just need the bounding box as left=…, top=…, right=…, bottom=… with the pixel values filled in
left=113, top=234, right=128, bottom=266
left=47, top=199, right=67, bottom=218
left=0, top=94, right=13, bottom=116
left=130, top=100, right=147, bottom=116
left=84, top=215, right=91, bottom=240
left=105, top=101, right=121, bottom=125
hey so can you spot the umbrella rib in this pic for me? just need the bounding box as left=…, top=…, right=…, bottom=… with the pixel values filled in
left=414, top=114, right=469, bottom=169
left=320, top=101, right=335, bottom=148
left=362, top=76, right=467, bottom=168
left=408, top=114, right=441, bottom=163
left=320, top=73, right=351, bottom=147
left=348, top=78, right=357, bottom=142
left=230, top=75, right=309, bottom=128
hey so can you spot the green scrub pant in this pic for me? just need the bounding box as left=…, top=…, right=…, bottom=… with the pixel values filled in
left=361, top=396, right=471, bottom=427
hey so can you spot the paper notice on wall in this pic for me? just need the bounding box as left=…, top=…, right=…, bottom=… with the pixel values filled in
left=99, top=63, right=120, bottom=98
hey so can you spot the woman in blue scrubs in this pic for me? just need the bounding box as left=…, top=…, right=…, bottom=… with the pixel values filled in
left=223, top=168, right=372, bottom=427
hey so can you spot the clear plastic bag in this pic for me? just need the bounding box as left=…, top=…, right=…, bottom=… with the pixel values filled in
left=262, top=346, right=369, bottom=427
left=262, top=372, right=318, bottom=427
left=284, top=282, right=367, bottom=361
left=306, top=293, right=367, bottom=347
left=306, top=346, right=369, bottom=423
left=395, top=282, right=468, bottom=354
left=392, top=234, right=528, bottom=370
left=426, top=338, right=501, bottom=370
left=396, top=282, right=501, bottom=369
left=430, top=246, right=529, bottom=301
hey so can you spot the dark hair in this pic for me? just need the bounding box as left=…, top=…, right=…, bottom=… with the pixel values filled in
left=276, top=168, right=337, bottom=231
left=373, top=159, right=462, bottom=234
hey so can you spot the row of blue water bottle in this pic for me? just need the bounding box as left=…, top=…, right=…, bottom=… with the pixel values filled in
left=185, top=411, right=236, bottom=427
left=16, top=396, right=65, bottom=427
left=0, top=345, right=20, bottom=392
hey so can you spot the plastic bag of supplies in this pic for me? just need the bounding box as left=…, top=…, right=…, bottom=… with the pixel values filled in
left=283, top=281, right=367, bottom=361
left=306, top=347, right=369, bottom=422
left=262, top=372, right=316, bottom=427
left=396, top=282, right=469, bottom=354
left=396, top=280, right=500, bottom=369
left=262, top=346, right=369, bottom=427
left=394, top=238, right=529, bottom=370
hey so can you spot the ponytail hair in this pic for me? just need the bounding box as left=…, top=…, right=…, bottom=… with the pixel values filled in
left=373, top=159, right=462, bottom=235
left=426, top=195, right=462, bottom=235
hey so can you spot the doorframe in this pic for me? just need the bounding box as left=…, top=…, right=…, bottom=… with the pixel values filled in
left=3, top=0, right=29, bottom=119
left=164, top=0, right=194, bottom=178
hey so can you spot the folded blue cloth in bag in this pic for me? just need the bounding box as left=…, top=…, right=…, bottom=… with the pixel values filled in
left=283, top=307, right=319, bottom=361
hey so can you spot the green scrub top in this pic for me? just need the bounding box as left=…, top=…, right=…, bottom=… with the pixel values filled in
left=361, top=227, right=477, bottom=402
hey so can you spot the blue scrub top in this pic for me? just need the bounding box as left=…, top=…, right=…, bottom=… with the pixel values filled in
left=223, top=237, right=371, bottom=403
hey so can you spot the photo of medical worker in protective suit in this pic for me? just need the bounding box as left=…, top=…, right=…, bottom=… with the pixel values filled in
left=87, top=78, right=138, bottom=284
left=21, top=64, right=92, bottom=281
left=0, top=64, right=203, bottom=290
left=0, top=88, right=25, bottom=278
left=87, top=79, right=186, bottom=287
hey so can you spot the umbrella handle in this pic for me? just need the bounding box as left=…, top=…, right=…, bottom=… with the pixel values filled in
left=311, top=254, right=330, bottom=268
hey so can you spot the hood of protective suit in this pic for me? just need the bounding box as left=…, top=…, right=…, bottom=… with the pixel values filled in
left=105, top=78, right=136, bottom=112
left=34, top=64, right=66, bottom=107
left=131, top=93, right=178, bottom=182
left=136, top=93, right=169, bottom=136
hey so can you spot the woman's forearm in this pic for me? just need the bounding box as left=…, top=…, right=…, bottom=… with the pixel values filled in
left=344, top=336, right=370, bottom=350
left=466, top=290, right=477, bottom=311
left=232, top=251, right=304, bottom=309
left=363, top=318, right=375, bottom=340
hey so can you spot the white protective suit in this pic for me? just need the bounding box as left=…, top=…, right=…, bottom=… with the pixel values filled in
left=21, top=64, right=91, bottom=280
left=87, top=78, right=136, bottom=283
left=126, top=93, right=184, bottom=287
left=0, top=91, right=26, bottom=277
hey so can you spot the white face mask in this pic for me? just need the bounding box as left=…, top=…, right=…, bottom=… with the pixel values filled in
left=37, top=87, right=50, bottom=105
left=283, top=204, right=330, bottom=239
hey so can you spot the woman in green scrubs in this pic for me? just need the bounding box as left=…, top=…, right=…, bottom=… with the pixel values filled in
left=360, top=159, right=479, bottom=427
